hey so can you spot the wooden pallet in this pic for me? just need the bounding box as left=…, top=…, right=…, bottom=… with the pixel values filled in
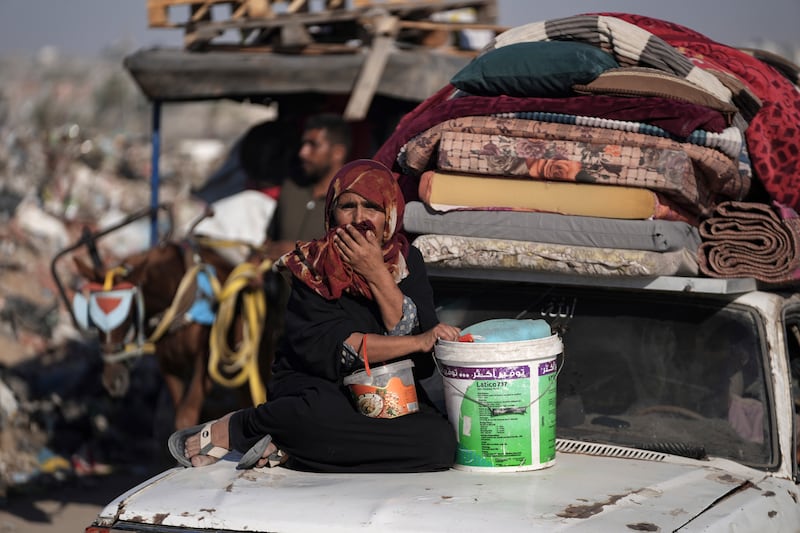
left=144, top=0, right=502, bottom=121
left=146, top=0, right=502, bottom=60
left=148, top=0, right=278, bottom=27
left=147, top=0, right=497, bottom=28
left=162, top=1, right=445, bottom=25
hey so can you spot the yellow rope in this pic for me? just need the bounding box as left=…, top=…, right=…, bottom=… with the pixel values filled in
left=148, top=264, right=221, bottom=344
left=102, top=266, right=129, bottom=290
left=208, top=258, right=273, bottom=406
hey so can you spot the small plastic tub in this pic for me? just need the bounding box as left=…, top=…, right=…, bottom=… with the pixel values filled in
left=343, top=359, right=419, bottom=418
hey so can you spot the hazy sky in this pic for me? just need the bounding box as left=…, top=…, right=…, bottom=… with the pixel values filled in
left=0, top=0, right=798, bottom=56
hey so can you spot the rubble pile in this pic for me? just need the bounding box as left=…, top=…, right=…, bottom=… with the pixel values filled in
left=0, top=133, right=173, bottom=495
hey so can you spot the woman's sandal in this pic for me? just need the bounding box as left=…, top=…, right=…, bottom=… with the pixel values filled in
left=266, top=449, right=289, bottom=468
left=236, top=434, right=289, bottom=469
left=237, top=434, right=272, bottom=469
left=168, top=421, right=229, bottom=467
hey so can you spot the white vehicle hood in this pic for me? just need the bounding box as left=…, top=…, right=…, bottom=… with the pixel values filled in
left=101, top=450, right=762, bottom=532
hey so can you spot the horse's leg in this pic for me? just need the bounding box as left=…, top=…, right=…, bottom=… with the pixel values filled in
left=156, top=352, right=188, bottom=429
left=177, top=347, right=209, bottom=429
left=155, top=327, right=206, bottom=431
left=173, top=325, right=211, bottom=430
left=158, top=359, right=186, bottom=429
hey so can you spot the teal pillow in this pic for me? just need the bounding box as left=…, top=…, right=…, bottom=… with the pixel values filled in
left=451, top=41, right=620, bottom=97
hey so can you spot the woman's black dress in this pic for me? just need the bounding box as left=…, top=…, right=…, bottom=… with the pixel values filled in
left=228, top=247, right=457, bottom=472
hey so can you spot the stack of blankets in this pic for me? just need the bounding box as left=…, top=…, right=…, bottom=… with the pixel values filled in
left=374, top=13, right=800, bottom=285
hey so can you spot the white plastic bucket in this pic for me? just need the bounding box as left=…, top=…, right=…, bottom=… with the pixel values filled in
left=435, top=335, right=562, bottom=472
left=343, top=359, right=419, bottom=419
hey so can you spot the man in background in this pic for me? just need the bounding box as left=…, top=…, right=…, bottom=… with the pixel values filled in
left=265, top=113, right=352, bottom=259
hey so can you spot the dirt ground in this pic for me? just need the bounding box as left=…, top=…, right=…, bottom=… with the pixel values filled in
left=0, top=467, right=163, bottom=533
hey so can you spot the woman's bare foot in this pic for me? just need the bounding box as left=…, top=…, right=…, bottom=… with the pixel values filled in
left=190, top=453, right=219, bottom=467
left=184, top=413, right=233, bottom=467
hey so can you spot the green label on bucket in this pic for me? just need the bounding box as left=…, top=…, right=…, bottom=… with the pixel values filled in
left=443, top=360, right=557, bottom=469
left=458, top=376, right=531, bottom=467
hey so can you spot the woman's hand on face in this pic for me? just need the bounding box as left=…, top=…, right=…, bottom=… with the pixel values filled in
left=419, top=322, right=462, bottom=352
left=335, top=224, right=384, bottom=276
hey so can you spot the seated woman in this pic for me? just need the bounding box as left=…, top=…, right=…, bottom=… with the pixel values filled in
left=173, top=159, right=461, bottom=472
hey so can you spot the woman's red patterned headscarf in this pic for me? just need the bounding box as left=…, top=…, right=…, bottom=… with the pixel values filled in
left=277, top=159, right=409, bottom=300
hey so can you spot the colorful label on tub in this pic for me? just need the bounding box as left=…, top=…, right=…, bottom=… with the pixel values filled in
left=441, top=360, right=557, bottom=469
left=348, top=377, right=419, bottom=418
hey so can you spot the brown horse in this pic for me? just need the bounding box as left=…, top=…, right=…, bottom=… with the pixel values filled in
left=72, top=239, right=276, bottom=431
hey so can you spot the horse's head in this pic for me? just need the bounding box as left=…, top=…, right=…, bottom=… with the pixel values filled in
left=72, top=243, right=188, bottom=397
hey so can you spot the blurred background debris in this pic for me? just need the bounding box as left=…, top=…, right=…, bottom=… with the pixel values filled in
left=0, top=46, right=265, bottom=499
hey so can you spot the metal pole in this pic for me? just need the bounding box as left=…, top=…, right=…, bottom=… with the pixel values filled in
left=150, top=100, right=162, bottom=246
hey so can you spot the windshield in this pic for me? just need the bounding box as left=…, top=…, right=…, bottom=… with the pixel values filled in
left=431, top=278, right=773, bottom=467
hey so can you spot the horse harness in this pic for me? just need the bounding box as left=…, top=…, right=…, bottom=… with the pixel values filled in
left=72, top=241, right=273, bottom=406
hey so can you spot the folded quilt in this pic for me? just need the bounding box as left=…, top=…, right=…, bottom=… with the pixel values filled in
left=403, top=201, right=701, bottom=252
left=418, top=170, right=695, bottom=223
left=373, top=91, right=728, bottom=173
left=438, top=131, right=708, bottom=207
left=404, top=116, right=747, bottom=217
left=487, top=14, right=733, bottom=104
left=414, top=234, right=699, bottom=277
left=697, top=201, right=800, bottom=284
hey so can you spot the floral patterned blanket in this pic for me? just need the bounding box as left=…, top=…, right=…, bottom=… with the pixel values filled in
left=402, top=116, right=747, bottom=218
left=437, top=131, right=711, bottom=214
left=374, top=92, right=727, bottom=174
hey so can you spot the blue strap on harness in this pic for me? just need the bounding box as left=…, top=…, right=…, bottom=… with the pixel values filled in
left=186, top=266, right=217, bottom=326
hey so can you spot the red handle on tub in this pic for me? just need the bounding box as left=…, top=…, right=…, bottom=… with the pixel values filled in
left=360, top=334, right=371, bottom=376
